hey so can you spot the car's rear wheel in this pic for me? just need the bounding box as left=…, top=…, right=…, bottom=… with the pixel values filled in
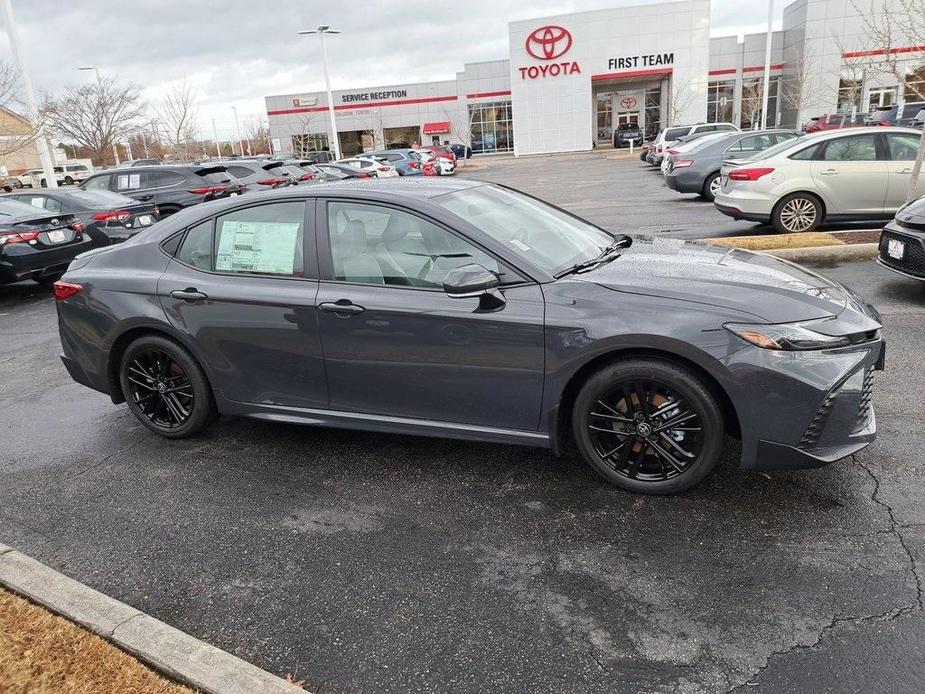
left=701, top=172, right=722, bottom=201
left=119, top=335, right=216, bottom=438
left=772, top=193, right=823, bottom=233
left=572, top=358, right=725, bottom=494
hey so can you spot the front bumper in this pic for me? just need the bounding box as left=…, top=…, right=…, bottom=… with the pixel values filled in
left=740, top=339, right=884, bottom=471
left=877, top=224, right=925, bottom=280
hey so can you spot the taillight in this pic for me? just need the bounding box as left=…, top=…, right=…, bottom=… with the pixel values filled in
left=728, top=167, right=775, bottom=181
left=154, top=205, right=161, bottom=215
left=91, top=210, right=130, bottom=222
left=299, top=173, right=315, bottom=181
left=0, top=230, right=40, bottom=245
left=408, top=161, right=420, bottom=169
left=377, top=167, right=390, bottom=172
left=69, top=221, right=85, bottom=233
left=667, top=148, right=679, bottom=155
left=673, top=159, right=694, bottom=168
left=188, top=185, right=226, bottom=195
left=53, top=281, right=83, bottom=301
left=355, top=173, right=371, bottom=178
left=257, top=178, right=288, bottom=186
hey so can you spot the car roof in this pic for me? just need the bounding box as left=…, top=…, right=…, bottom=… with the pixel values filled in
left=808, top=125, right=921, bottom=139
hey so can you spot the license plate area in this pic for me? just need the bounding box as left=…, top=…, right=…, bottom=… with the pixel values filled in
left=136, top=215, right=153, bottom=226
left=887, top=238, right=905, bottom=260
left=44, top=229, right=70, bottom=244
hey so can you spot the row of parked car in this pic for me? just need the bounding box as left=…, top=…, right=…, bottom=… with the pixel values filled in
left=0, top=144, right=462, bottom=288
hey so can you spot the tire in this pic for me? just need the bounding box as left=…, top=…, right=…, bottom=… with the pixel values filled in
left=119, top=335, right=217, bottom=438
left=40, top=178, right=47, bottom=187
left=35, top=272, right=64, bottom=286
left=64, top=176, right=74, bottom=185
left=772, top=193, right=823, bottom=234
left=571, top=358, right=725, bottom=494
left=701, top=172, right=722, bottom=202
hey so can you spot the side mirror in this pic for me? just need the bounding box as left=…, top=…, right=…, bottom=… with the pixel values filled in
left=443, top=263, right=500, bottom=298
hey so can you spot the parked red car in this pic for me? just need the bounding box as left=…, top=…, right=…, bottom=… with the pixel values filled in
left=803, top=112, right=869, bottom=133
left=421, top=145, right=457, bottom=164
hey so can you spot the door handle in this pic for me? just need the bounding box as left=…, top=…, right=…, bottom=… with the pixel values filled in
left=819, top=169, right=838, bottom=176
left=137, top=194, right=154, bottom=201
left=897, top=168, right=913, bottom=175
left=170, top=288, right=208, bottom=302
left=319, top=300, right=365, bottom=316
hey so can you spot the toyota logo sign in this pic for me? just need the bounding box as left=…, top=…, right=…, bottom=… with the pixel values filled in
left=620, top=96, right=637, bottom=109
left=525, top=25, right=573, bottom=60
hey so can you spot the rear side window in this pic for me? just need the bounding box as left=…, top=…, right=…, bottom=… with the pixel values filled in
left=149, top=171, right=185, bottom=187
left=790, top=144, right=821, bottom=160
left=665, top=127, right=691, bottom=140
left=115, top=172, right=143, bottom=191
left=84, top=174, right=111, bottom=190
left=177, top=220, right=213, bottom=270
left=886, top=133, right=922, bottom=161
left=214, top=202, right=306, bottom=277
left=820, top=134, right=878, bottom=161
left=200, top=171, right=233, bottom=183
left=226, top=165, right=254, bottom=178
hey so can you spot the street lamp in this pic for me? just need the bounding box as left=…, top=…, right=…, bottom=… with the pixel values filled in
left=78, top=65, right=101, bottom=84
left=298, top=25, right=342, bottom=159
left=231, top=106, right=247, bottom=156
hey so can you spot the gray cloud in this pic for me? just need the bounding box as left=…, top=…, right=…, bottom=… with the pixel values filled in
left=1, top=0, right=793, bottom=139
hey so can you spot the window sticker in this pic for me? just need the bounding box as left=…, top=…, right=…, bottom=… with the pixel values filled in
left=215, top=220, right=301, bottom=275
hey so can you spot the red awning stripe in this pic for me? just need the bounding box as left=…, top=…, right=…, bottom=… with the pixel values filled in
left=708, top=63, right=785, bottom=76
left=268, top=94, right=458, bottom=117
left=842, top=44, right=925, bottom=59
left=466, top=90, right=512, bottom=99
left=590, top=67, right=673, bottom=82
left=422, top=122, right=451, bottom=134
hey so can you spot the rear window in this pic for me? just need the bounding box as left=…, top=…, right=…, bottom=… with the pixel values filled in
left=225, top=165, right=254, bottom=178
left=0, top=198, right=49, bottom=220
left=665, top=127, right=692, bottom=140
left=67, top=190, right=137, bottom=207
left=197, top=168, right=233, bottom=184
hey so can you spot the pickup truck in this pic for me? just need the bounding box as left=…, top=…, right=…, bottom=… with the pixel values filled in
left=613, top=122, right=643, bottom=148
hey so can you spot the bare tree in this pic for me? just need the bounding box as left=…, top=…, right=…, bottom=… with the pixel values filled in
left=0, top=60, right=44, bottom=161
left=851, top=0, right=925, bottom=199
left=291, top=112, right=324, bottom=156
left=158, top=79, right=200, bottom=160
left=781, top=48, right=814, bottom=117
left=831, top=38, right=871, bottom=114
left=667, top=79, right=696, bottom=126
left=244, top=117, right=270, bottom=155
left=43, top=76, right=146, bottom=163
left=358, top=108, right=385, bottom=151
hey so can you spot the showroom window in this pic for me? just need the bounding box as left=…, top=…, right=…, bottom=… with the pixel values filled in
left=740, top=77, right=779, bottom=129
left=292, top=132, right=329, bottom=156
left=644, top=87, right=661, bottom=139
left=707, top=81, right=735, bottom=123
left=837, top=77, right=864, bottom=113
left=868, top=86, right=897, bottom=110
left=468, top=100, right=513, bottom=154
left=905, top=66, right=925, bottom=100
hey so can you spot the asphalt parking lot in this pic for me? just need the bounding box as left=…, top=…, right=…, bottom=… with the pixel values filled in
left=2, top=154, right=924, bottom=693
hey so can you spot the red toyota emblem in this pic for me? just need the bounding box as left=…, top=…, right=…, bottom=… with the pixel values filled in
left=525, top=25, right=573, bottom=61
left=620, top=96, right=637, bottom=109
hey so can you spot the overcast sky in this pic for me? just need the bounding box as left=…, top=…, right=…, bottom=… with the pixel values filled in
left=3, top=0, right=794, bottom=140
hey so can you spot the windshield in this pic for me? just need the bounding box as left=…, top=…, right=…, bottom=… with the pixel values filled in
left=0, top=198, right=52, bottom=219
left=436, top=185, right=617, bottom=275
left=68, top=190, right=137, bottom=207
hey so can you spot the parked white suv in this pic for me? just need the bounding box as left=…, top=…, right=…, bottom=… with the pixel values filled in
left=714, top=127, right=924, bottom=233
left=17, top=164, right=91, bottom=187
left=649, top=122, right=739, bottom=165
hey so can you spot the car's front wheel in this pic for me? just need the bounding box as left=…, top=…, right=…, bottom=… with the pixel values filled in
left=772, top=193, right=823, bottom=233
left=572, top=358, right=725, bottom=494
left=119, top=335, right=217, bottom=438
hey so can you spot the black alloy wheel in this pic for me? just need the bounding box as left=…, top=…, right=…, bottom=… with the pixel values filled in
left=120, top=335, right=216, bottom=437
left=573, top=359, right=724, bottom=493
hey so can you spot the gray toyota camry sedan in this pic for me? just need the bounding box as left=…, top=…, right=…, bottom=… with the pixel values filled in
left=54, top=179, right=884, bottom=494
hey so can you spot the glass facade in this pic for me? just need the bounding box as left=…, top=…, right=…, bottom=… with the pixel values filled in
left=291, top=132, right=329, bottom=156
left=595, top=93, right=614, bottom=143
left=707, top=81, right=735, bottom=123
left=837, top=78, right=863, bottom=113
left=644, top=87, right=661, bottom=139
left=740, top=77, right=779, bottom=129
left=468, top=100, right=513, bottom=153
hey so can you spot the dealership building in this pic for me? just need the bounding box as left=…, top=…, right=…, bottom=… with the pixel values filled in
left=265, top=0, right=925, bottom=157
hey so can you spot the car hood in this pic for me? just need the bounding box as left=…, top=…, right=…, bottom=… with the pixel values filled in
left=573, top=236, right=867, bottom=323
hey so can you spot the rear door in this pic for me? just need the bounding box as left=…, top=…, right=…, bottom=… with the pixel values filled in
left=158, top=198, right=328, bottom=409
left=883, top=131, right=925, bottom=209
left=810, top=133, right=889, bottom=215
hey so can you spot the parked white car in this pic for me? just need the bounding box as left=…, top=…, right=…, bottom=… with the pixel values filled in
left=17, top=163, right=91, bottom=187
left=337, top=156, right=399, bottom=178
left=714, top=126, right=925, bottom=233
left=649, top=122, right=739, bottom=165
left=415, top=149, right=455, bottom=175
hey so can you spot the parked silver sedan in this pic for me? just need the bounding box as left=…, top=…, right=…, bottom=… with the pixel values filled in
left=714, top=127, right=925, bottom=233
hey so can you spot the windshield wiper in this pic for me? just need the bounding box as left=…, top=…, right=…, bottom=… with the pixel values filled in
left=553, top=236, right=632, bottom=278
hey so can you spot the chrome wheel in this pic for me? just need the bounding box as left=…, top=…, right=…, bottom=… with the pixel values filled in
left=778, top=197, right=817, bottom=232
left=125, top=349, right=194, bottom=429
left=587, top=380, right=703, bottom=482
left=709, top=175, right=723, bottom=197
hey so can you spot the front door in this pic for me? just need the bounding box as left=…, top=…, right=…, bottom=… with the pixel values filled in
left=810, top=133, right=889, bottom=215
left=158, top=199, right=328, bottom=409
left=315, top=199, right=546, bottom=431
left=883, top=131, right=925, bottom=209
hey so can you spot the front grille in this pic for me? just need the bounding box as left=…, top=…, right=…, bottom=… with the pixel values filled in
left=879, top=229, right=925, bottom=278
left=854, top=369, right=875, bottom=433
left=798, top=393, right=835, bottom=450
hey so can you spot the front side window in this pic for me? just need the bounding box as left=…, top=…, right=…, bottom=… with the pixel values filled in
left=886, top=133, right=922, bottom=161
left=436, top=185, right=616, bottom=276
left=821, top=135, right=878, bottom=161
left=214, top=202, right=305, bottom=277
left=327, top=201, right=501, bottom=288
left=84, top=175, right=111, bottom=190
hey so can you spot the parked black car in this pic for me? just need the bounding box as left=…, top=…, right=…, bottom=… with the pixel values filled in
left=221, top=160, right=306, bottom=190
left=878, top=195, right=925, bottom=281
left=55, top=179, right=884, bottom=495
left=869, top=102, right=925, bottom=127
left=613, top=122, right=643, bottom=148
left=0, top=198, right=90, bottom=286
left=2, top=188, right=159, bottom=247
left=80, top=165, right=245, bottom=216
left=449, top=143, right=472, bottom=159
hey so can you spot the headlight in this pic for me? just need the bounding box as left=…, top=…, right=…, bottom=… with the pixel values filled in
left=724, top=318, right=851, bottom=351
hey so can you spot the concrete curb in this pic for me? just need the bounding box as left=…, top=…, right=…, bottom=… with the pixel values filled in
left=0, top=543, right=305, bottom=694
left=761, top=242, right=880, bottom=263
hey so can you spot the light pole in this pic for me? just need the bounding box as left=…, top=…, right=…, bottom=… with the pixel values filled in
left=298, top=26, right=342, bottom=159
left=231, top=106, right=247, bottom=156
left=212, top=118, right=222, bottom=159
left=1, top=0, right=58, bottom=187
left=760, top=0, right=774, bottom=130
left=78, top=66, right=101, bottom=84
